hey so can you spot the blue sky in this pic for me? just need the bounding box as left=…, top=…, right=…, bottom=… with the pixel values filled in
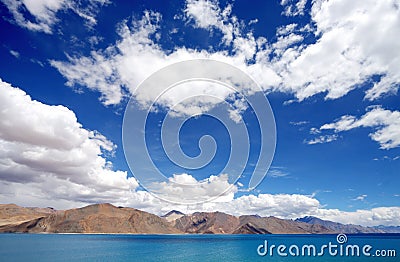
left=0, top=0, right=399, bottom=226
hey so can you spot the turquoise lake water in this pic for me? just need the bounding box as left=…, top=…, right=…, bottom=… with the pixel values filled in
left=0, top=234, right=398, bottom=261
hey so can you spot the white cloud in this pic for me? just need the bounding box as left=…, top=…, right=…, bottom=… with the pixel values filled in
left=272, top=32, right=304, bottom=56
left=268, top=167, right=289, bottom=178
left=51, top=10, right=280, bottom=110
left=5, top=180, right=399, bottom=226
left=281, top=0, right=400, bottom=101
left=1, top=0, right=399, bottom=227
left=309, top=127, right=320, bottom=134
left=353, top=194, right=367, bottom=201
left=184, top=0, right=236, bottom=44
left=148, top=173, right=237, bottom=204
left=0, top=82, right=237, bottom=210
left=305, top=134, right=338, bottom=145
left=0, top=91, right=396, bottom=227
left=220, top=193, right=320, bottom=218
left=321, top=107, right=400, bottom=149
left=219, top=194, right=400, bottom=227
left=276, top=23, right=297, bottom=36
left=48, top=1, right=284, bottom=110
left=9, top=50, right=20, bottom=58
left=372, top=155, right=399, bottom=161
left=289, top=121, right=309, bottom=126
left=1, top=0, right=109, bottom=33
left=316, top=207, right=400, bottom=227
left=0, top=79, right=138, bottom=207
left=1, top=0, right=65, bottom=33
left=47, top=0, right=400, bottom=155
left=141, top=188, right=400, bottom=226
left=108, top=190, right=322, bottom=220
left=280, top=0, right=308, bottom=17
left=149, top=190, right=400, bottom=226
left=51, top=0, right=400, bottom=110
left=0, top=65, right=307, bottom=222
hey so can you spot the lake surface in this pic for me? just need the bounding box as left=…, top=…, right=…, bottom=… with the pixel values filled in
left=0, top=234, right=398, bottom=261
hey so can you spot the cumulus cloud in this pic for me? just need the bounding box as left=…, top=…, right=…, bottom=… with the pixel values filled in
left=0, top=87, right=396, bottom=227
left=321, top=106, right=400, bottom=149
left=217, top=193, right=320, bottom=218
left=199, top=193, right=400, bottom=227
left=316, top=207, right=400, bottom=227
left=148, top=173, right=238, bottom=204
left=0, top=0, right=109, bottom=33
left=48, top=1, right=279, bottom=110
left=130, top=189, right=400, bottom=227
left=0, top=79, right=250, bottom=214
left=3, top=0, right=399, bottom=226
left=282, top=0, right=400, bottom=101
left=0, top=79, right=138, bottom=207
left=50, top=0, right=400, bottom=112
left=0, top=82, right=239, bottom=210
left=184, top=0, right=237, bottom=45
left=50, top=9, right=280, bottom=109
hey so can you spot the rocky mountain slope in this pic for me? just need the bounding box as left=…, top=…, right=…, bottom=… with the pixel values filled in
left=1, top=204, right=398, bottom=234
left=0, top=204, right=55, bottom=226
left=0, top=203, right=180, bottom=234
left=161, top=210, right=185, bottom=222
left=174, top=211, right=240, bottom=234
left=172, top=212, right=333, bottom=234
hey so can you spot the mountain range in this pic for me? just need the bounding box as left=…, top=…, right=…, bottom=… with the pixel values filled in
left=0, top=203, right=398, bottom=234
left=295, top=216, right=399, bottom=234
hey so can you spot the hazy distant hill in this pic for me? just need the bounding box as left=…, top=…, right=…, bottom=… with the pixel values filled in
left=295, top=216, right=399, bottom=233
left=373, top=225, right=400, bottom=233
left=1, top=204, right=398, bottom=234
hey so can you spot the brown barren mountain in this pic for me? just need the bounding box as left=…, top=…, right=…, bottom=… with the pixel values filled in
left=173, top=211, right=240, bottom=234
left=0, top=204, right=55, bottom=226
left=0, top=203, right=180, bottom=234
left=1, top=203, right=391, bottom=234
left=237, top=215, right=332, bottom=234
left=173, top=212, right=333, bottom=234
